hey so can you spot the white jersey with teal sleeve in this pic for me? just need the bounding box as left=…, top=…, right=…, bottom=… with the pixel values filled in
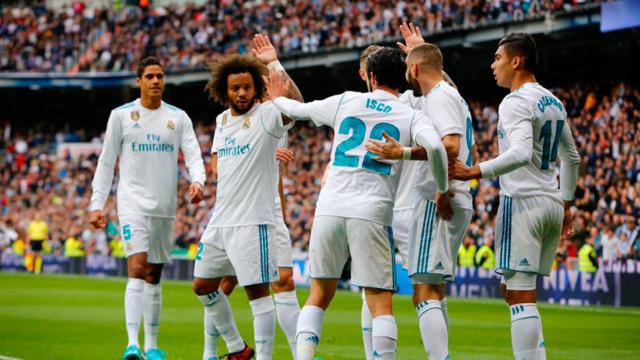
left=210, top=102, right=290, bottom=227
left=90, top=99, right=205, bottom=218
left=394, top=90, right=423, bottom=211
left=479, top=83, right=580, bottom=201
left=416, top=81, right=474, bottom=207
left=273, top=89, right=447, bottom=226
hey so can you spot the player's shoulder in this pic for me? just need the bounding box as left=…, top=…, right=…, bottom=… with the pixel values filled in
left=398, top=89, right=423, bottom=109
left=162, top=101, right=187, bottom=115
left=112, top=100, right=137, bottom=113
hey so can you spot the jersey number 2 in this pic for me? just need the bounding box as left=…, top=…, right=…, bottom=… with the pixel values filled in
left=333, top=117, right=400, bottom=176
left=539, top=120, right=564, bottom=170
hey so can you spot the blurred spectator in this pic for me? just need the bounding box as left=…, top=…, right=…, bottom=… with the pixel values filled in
left=474, top=236, right=494, bottom=270
left=578, top=235, right=597, bottom=273
left=458, top=236, right=477, bottom=268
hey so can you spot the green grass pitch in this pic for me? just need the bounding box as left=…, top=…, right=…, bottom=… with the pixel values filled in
left=1, top=273, right=639, bottom=359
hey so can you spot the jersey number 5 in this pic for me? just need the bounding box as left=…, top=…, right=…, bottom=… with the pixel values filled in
left=333, top=117, right=400, bottom=176
left=539, top=120, right=564, bottom=170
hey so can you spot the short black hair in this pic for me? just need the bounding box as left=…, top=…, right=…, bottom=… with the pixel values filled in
left=204, top=54, right=267, bottom=107
left=365, top=47, right=406, bottom=90
left=498, top=33, right=538, bottom=73
left=136, top=56, right=163, bottom=78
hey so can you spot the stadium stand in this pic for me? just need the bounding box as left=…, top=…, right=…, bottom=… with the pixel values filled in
left=0, top=81, right=638, bottom=269
left=1, top=0, right=600, bottom=73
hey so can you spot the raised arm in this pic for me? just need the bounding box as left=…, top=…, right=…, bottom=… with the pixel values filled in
left=253, top=34, right=303, bottom=103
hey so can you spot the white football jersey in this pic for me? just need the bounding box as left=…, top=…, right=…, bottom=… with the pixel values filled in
left=90, top=99, right=205, bottom=218
left=480, top=83, right=579, bottom=200
left=416, top=81, right=474, bottom=207
left=394, top=90, right=423, bottom=211
left=274, top=90, right=440, bottom=225
left=210, top=102, right=290, bottom=227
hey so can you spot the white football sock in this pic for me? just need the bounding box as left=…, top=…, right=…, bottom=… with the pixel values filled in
left=197, top=290, right=245, bottom=354
left=440, top=298, right=449, bottom=329
left=372, top=315, right=397, bottom=360
left=249, top=296, right=276, bottom=360
left=143, top=282, right=162, bottom=351
left=274, top=290, right=300, bottom=359
left=510, top=303, right=546, bottom=360
left=361, top=290, right=373, bottom=360
left=202, top=308, right=220, bottom=360
left=125, top=278, right=144, bottom=347
left=417, top=300, right=449, bottom=360
left=296, top=305, right=324, bottom=360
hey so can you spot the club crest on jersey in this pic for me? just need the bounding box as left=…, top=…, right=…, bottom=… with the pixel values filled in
left=130, top=111, right=140, bottom=121
left=242, top=115, right=251, bottom=130
left=167, top=120, right=175, bottom=130
left=222, top=113, right=228, bottom=126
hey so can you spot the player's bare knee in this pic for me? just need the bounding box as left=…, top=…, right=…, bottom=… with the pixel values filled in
left=244, top=283, right=271, bottom=300
left=271, top=270, right=295, bottom=293
left=220, top=276, right=238, bottom=296
left=145, top=264, right=163, bottom=284
left=192, top=278, right=218, bottom=295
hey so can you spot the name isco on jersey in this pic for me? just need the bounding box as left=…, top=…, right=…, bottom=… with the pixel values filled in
left=218, top=144, right=252, bottom=158
left=131, top=142, right=175, bottom=152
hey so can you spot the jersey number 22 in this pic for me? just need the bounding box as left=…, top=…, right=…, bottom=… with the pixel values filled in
left=334, top=117, right=400, bottom=176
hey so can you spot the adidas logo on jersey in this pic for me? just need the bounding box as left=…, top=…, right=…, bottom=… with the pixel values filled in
left=435, top=262, right=445, bottom=270
left=132, top=123, right=141, bottom=129
left=519, top=258, right=530, bottom=266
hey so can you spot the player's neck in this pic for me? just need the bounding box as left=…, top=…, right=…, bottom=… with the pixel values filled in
left=509, top=73, right=537, bottom=93
left=140, top=95, right=162, bottom=110
left=421, top=75, right=444, bottom=95
left=374, top=85, right=399, bottom=97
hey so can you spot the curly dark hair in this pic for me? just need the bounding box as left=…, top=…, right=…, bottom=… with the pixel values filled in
left=204, top=54, right=268, bottom=107
left=365, top=47, right=406, bottom=90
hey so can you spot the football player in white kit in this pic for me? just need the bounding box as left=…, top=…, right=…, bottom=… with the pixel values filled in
left=451, top=33, right=580, bottom=360
left=367, top=41, right=476, bottom=359
left=266, top=47, right=450, bottom=360
left=215, top=35, right=302, bottom=360
left=89, top=57, right=206, bottom=360
left=191, top=37, right=303, bottom=360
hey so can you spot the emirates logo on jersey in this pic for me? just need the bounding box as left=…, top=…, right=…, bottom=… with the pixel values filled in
left=167, top=120, right=175, bottom=130
left=130, top=111, right=140, bottom=121
left=242, top=115, right=251, bottom=130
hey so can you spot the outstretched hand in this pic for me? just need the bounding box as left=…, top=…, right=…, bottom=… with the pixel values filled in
left=264, top=69, right=290, bottom=100
left=397, top=22, right=426, bottom=54
left=365, top=132, right=404, bottom=160
left=252, top=34, right=278, bottom=64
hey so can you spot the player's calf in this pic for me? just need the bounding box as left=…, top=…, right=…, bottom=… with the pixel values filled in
left=502, top=271, right=546, bottom=360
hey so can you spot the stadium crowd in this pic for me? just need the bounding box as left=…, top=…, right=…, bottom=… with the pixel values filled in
left=0, top=81, right=638, bottom=271
left=1, top=0, right=598, bottom=73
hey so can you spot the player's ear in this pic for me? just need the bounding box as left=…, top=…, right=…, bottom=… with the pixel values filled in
left=359, top=68, right=367, bottom=82
left=411, top=63, right=420, bottom=78
left=511, top=55, right=523, bottom=70
left=135, top=77, right=141, bottom=87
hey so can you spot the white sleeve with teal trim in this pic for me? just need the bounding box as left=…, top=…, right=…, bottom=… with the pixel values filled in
left=260, top=101, right=292, bottom=137
left=557, top=120, right=580, bottom=201
left=479, top=96, right=534, bottom=178
left=179, top=111, right=206, bottom=186
left=90, top=111, right=122, bottom=211
left=411, top=112, right=449, bottom=193
left=272, top=93, right=346, bottom=128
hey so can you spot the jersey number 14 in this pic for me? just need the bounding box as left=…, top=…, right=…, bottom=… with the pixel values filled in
left=539, top=120, right=565, bottom=170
